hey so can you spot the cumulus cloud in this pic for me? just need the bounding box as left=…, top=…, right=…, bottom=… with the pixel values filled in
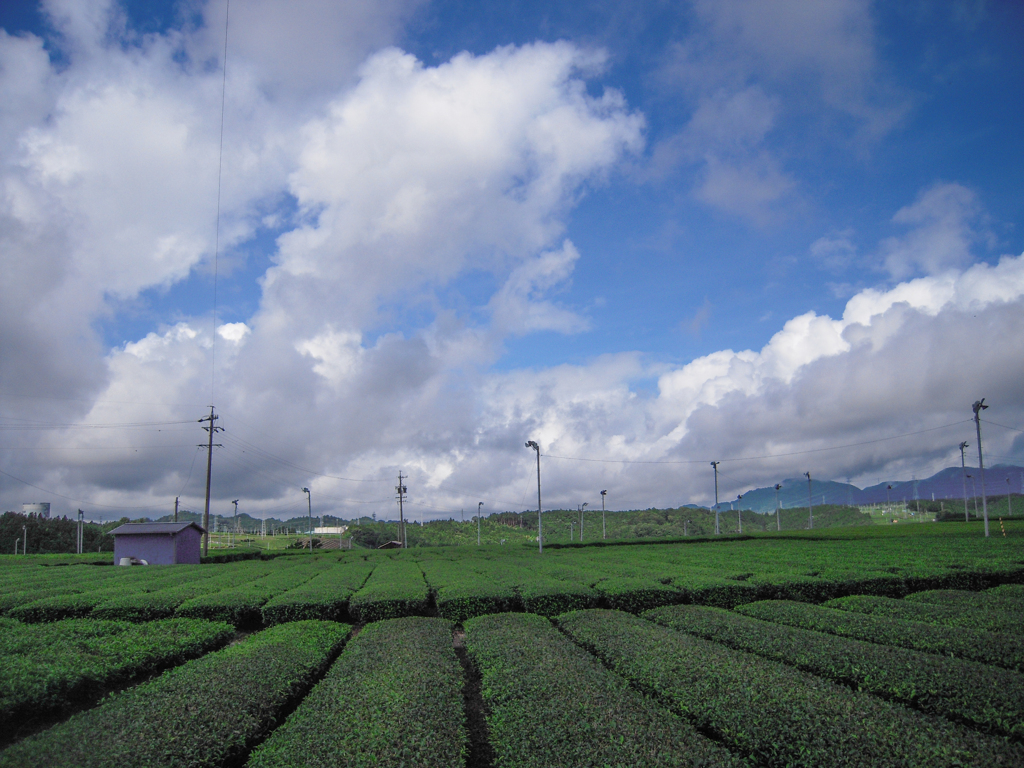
left=2, top=5, right=1018, bottom=523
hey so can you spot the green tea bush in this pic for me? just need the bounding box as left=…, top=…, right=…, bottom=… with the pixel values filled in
left=826, top=594, right=1024, bottom=634
left=175, top=563, right=322, bottom=627
left=0, top=618, right=233, bottom=740
left=735, top=599, right=1024, bottom=673
left=645, top=604, right=1024, bottom=739
left=463, top=612, right=748, bottom=768
left=420, top=559, right=520, bottom=622
left=261, top=561, right=375, bottom=624
left=7, top=568, right=205, bottom=623
left=595, top=577, right=684, bottom=613
left=905, top=588, right=1024, bottom=612
left=0, top=620, right=350, bottom=768
left=556, top=608, right=1023, bottom=768
left=247, top=617, right=465, bottom=767
left=516, top=575, right=598, bottom=615
left=348, top=558, right=429, bottom=622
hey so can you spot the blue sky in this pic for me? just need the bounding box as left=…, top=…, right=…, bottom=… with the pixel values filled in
left=1, top=0, right=1022, bottom=521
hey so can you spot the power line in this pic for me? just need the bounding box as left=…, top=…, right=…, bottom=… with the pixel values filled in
left=982, top=419, right=1024, bottom=434
left=219, top=431, right=390, bottom=482
left=0, top=419, right=195, bottom=431
left=0, top=467, right=179, bottom=511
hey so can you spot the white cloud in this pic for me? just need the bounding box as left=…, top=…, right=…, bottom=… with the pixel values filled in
left=266, top=43, right=643, bottom=328
left=488, top=240, right=589, bottom=335
left=811, top=228, right=858, bottom=271
left=880, top=182, right=986, bottom=278
left=649, top=0, right=907, bottom=221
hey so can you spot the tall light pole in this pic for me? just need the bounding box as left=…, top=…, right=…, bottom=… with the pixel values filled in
left=973, top=399, right=990, bottom=537
left=77, top=509, right=85, bottom=555
left=967, top=474, right=979, bottom=518
left=774, top=484, right=782, bottom=532
left=600, top=490, right=608, bottom=540
left=526, top=441, right=542, bottom=553
left=579, top=502, right=588, bottom=540
left=302, top=488, right=312, bottom=553
left=477, top=501, right=483, bottom=546
left=736, top=494, right=743, bottom=534
left=886, top=484, right=892, bottom=519
left=959, top=441, right=970, bottom=522
left=804, top=472, right=813, bottom=530
left=711, top=461, right=720, bottom=535
left=231, top=499, right=240, bottom=546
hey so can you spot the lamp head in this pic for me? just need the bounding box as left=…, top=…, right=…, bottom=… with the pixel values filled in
left=973, top=398, right=987, bottom=415
left=775, top=484, right=781, bottom=490
left=526, top=440, right=539, bottom=451
left=600, top=490, right=607, bottom=497
left=302, top=487, right=310, bottom=494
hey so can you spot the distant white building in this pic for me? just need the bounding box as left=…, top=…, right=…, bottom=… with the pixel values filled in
left=314, top=526, right=348, bottom=535
left=23, top=503, right=50, bottom=518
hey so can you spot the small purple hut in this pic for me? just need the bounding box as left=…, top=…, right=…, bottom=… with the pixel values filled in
left=110, top=522, right=205, bottom=565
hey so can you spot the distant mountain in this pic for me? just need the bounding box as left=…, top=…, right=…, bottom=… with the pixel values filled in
left=724, top=465, right=1024, bottom=514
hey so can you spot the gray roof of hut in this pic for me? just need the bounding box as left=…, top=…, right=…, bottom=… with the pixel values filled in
left=109, top=522, right=206, bottom=536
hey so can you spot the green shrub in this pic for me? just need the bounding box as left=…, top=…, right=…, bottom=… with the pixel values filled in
left=175, top=563, right=322, bottom=627
left=420, top=559, right=520, bottom=622
left=905, top=588, right=1024, bottom=612
left=595, top=577, right=684, bottom=613
left=463, top=612, right=747, bottom=768
left=516, top=575, right=598, bottom=615
left=348, top=558, right=429, bottom=622
left=0, top=620, right=350, bottom=768
left=556, top=608, right=1023, bottom=768
left=247, top=617, right=465, bottom=767
left=261, top=561, right=375, bottom=624
left=645, top=604, right=1024, bottom=739
left=0, top=618, right=233, bottom=741
left=735, top=599, right=1024, bottom=674
left=826, top=594, right=1024, bottom=634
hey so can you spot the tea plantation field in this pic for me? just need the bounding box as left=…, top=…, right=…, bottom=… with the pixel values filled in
left=1, top=522, right=1023, bottom=766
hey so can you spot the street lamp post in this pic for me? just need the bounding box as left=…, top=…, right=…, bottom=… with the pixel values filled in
left=959, top=441, right=970, bottom=522
left=600, top=490, right=608, bottom=540
left=711, top=461, right=720, bottom=535
left=579, top=502, right=588, bottom=541
left=973, top=399, right=990, bottom=537
left=967, top=474, right=979, bottom=518
left=22, top=525, right=27, bottom=555
left=477, top=501, right=483, bottom=546
left=736, top=494, right=743, bottom=534
left=886, top=484, right=892, bottom=520
left=774, top=484, right=782, bottom=532
left=805, top=472, right=813, bottom=530
left=526, top=441, right=542, bottom=553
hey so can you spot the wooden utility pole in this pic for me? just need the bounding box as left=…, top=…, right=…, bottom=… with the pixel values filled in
left=396, top=473, right=407, bottom=548
left=198, top=407, right=222, bottom=556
